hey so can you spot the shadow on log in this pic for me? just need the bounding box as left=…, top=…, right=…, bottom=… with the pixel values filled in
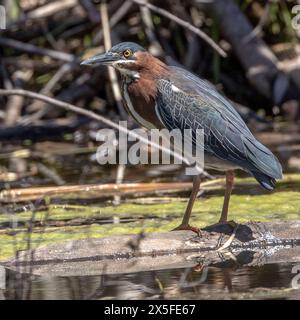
left=3, top=220, right=300, bottom=277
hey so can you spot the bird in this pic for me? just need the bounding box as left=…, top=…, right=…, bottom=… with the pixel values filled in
left=81, top=42, right=282, bottom=233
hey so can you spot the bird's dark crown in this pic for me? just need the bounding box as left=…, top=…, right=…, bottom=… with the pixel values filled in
left=110, top=42, right=146, bottom=55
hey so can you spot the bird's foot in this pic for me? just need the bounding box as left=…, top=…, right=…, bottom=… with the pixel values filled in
left=172, top=224, right=202, bottom=237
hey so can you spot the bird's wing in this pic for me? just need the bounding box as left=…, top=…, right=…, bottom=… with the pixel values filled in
left=155, top=66, right=282, bottom=179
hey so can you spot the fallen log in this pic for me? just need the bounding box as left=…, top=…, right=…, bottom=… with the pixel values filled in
left=3, top=220, right=300, bottom=277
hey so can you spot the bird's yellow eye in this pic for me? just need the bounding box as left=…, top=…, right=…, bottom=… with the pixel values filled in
left=123, top=49, right=133, bottom=58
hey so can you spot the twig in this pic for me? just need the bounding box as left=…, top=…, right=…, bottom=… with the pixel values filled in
left=79, top=0, right=101, bottom=23
left=0, top=89, right=190, bottom=166
left=19, top=62, right=75, bottom=125
left=1, top=64, right=26, bottom=126
left=1, top=57, right=61, bottom=72
left=113, top=164, right=126, bottom=205
left=139, top=0, right=164, bottom=56
left=100, top=1, right=127, bottom=119
left=100, top=1, right=128, bottom=205
left=243, top=2, right=270, bottom=44
left=25, top=0, right=78, bottom=20
left=130, top=0, right=227, bottom=57
left=93, top=0, right=133, bottom=45
left=0, top=182, right=193, bottom=203
left=0, top=37, right=75, bottom=62
left=36, top=163, right=66, bottom=186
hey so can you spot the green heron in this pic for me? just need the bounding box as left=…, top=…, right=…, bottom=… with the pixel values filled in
left=81, top=42, right=282, bottom=233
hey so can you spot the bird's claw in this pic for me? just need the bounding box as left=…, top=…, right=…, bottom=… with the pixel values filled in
left=172, top=224, right=202, bottom=237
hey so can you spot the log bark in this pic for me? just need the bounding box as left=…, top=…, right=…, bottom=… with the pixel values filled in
left=4, top=220, right=300, bottom=276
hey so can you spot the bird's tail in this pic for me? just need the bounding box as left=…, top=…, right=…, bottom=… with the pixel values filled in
left=243, top=137, right=282, bottom=190
left=251, top=171, right=277, bottom=190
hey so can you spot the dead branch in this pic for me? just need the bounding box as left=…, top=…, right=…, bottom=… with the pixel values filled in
left=0, top=37, right=75, bottom=62
left=0, top=182, right=193, bottom=203
left=131, top=0, right=227, bottom=57
left=0, top=89, right=194, bottom=168
left=100, top=2, right=127, bottom=119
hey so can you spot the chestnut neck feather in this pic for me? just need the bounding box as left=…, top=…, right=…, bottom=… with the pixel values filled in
left=126, top=52, right=169, bottom=102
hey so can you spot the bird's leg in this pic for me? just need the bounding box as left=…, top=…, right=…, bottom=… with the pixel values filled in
left=213, top=170, right=239, bottom=250
left=219, top=170, right=235, bottom=223
left=173, top=175, right=201, bottom=235
left=181, top=175, right=201, bottom=226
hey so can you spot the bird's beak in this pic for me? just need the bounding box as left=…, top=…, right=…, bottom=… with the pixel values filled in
left=80, top=51, right=119, bottom=66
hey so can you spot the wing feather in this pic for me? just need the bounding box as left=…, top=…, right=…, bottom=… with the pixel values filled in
left=155, top=67, right=282, bottom=179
